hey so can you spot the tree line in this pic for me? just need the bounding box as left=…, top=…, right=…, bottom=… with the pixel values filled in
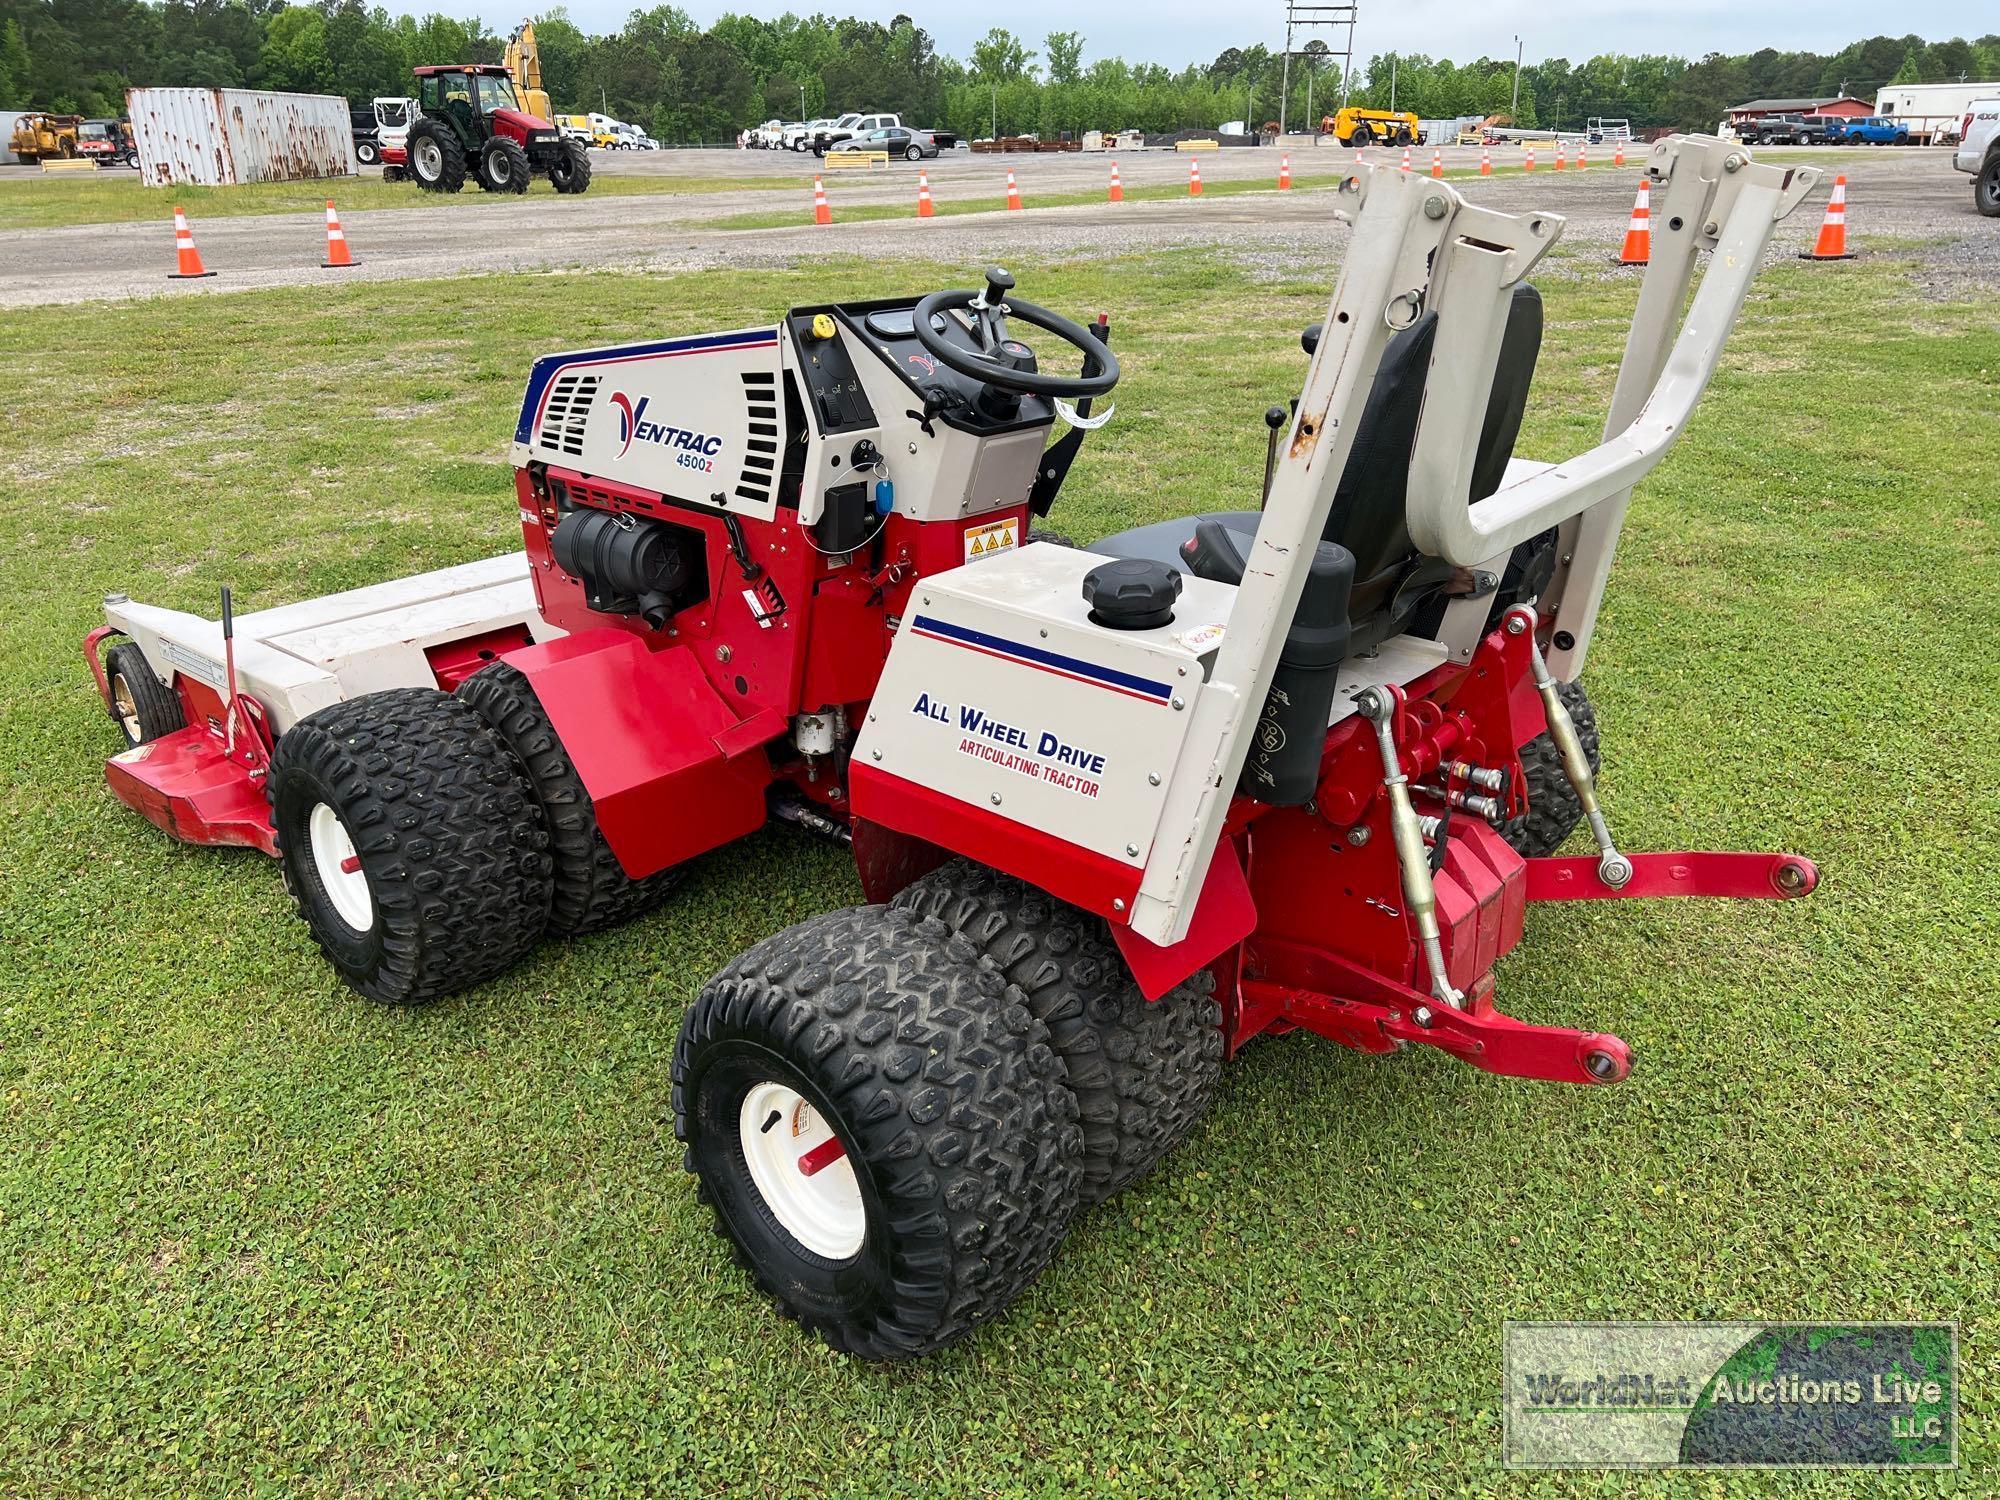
left=3, top=3, right=1996, bottom=147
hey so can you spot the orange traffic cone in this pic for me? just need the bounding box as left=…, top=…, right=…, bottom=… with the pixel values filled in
left=1614, top=141, right=1626, bottom=168
left=1480, top=144, right=1492, bottom=176
left=1617, top=178, right=1652, bottom=265
left=167, top=205, right=214, bottom=279
left=1108, top=159, right=1124, bottom=202
left=1278, top=152, right=1291, bottom=189
left=811, top=175, right=831, bottom=225
left=1800, top=174, right=1854, bottom=260
left=1430, top=147, right=1444, bottom=178
left=1188, top=157, right=1202, bottom=196
left=1554, top=140, right=1566, bottom=170
left=1525, top=144, right=1536, bottom=172
left=1579, top=142, right=1589, bottom=170
left=320, top=200, right=356, bottom=268
left=1400, top=145, right=1411, bottom=173
left=916, top=167, right=933, bottom=218
left=1006, top=169, right=1022, bottom=211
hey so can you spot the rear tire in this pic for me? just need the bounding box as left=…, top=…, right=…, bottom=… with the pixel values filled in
left=479, top=136, right=530, bottom=194
left=1497, top=680, right=1601, bottom=858
left=894, top=860, right=1224, bottom=1206
left=268, top=688, right=552, bottom=1005
left=104, top=642, right=184, bottom=747
left=455, top=661, right=681, bottom=938
left=1977, top=157, right=2000, bottom=218
left=548, top=140, right=592, bottom=194
left=674, top=905, right=1084, bottom=1359
left=407, top=120, right=466, bottom=193
left=356, top=140, right=380, bottom=166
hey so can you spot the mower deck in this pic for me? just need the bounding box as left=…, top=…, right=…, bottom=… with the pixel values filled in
left=88, top=554, right=565, bottom=853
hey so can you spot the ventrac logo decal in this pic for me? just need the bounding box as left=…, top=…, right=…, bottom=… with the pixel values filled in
left=607, top=391, right=724, bottom=472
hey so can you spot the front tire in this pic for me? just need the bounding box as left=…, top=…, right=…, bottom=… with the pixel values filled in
left=674, top=905, right=1084, bottom=1360
left=1497, top=680, right=1601, bottom=858
left=407, top=119, right=467, bottom=193
left=455, top=661, right=680, bottom=937
left=104, top=642, right=184, bottom=747
left=894, top=861, right=1224, bottom=1206
left=268, top=688, right=552, bottom=1004
left=548, top=139, right=592, bottom=194
left=479, top=136, right=530, bottom=194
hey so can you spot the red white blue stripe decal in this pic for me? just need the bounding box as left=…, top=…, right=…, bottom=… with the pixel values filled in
left=910, top=614, right=1172, bottom=704
left=514, top=329, right=779, bottom=442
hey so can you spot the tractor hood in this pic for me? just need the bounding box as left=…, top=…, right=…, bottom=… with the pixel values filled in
left=494, top=106, right=555, bottom=135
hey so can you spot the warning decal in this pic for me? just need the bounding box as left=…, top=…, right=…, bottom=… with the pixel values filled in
left=963, top=517, right=1020, bottom=562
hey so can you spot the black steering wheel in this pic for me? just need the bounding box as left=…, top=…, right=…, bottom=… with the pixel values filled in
left=913, top=267, right=1119, bottom=400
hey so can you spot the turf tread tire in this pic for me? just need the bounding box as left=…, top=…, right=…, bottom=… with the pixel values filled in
left=674, top=904, right=1084, bottom=1360
left=1497, top=680, right=1600, bottom=858
left=455, top=661, right=680, bottom=937
left=894, top=860, right=1223, bottom=1205
left=268, top=688, right=552, bottom=1004
left=104, top=641, right=185, bottom=746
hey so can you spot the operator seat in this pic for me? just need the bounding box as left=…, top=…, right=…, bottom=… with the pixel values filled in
left=1088, top=284, right=1544, bottom=651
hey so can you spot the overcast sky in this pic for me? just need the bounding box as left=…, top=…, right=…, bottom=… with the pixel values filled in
left=489, top=2, right=1997, bottom=69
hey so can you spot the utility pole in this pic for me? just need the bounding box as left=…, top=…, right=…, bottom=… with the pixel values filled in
left=1390, top=54, right=1397, bottom=113
left=1511, top=36, right=1522, bottom=120
left=991, top=80, right=997, bottom=139
left=799, top=83, right=806, bottom=119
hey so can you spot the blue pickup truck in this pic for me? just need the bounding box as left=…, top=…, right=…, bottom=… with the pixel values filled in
left=1829, top=117, right=1910, bottom=145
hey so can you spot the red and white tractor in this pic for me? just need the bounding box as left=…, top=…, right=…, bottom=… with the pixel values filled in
left=87, top=136, right=1823, bottom=1359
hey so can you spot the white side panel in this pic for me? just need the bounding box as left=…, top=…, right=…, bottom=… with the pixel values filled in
left=857, top=546, right=1233, bottom=867
left=519, top=329, right=785, bottom=522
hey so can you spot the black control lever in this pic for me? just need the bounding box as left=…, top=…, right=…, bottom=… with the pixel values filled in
left=1027, top=315, right=1112, bottom=517
left=1259, top=404, right=1290, bottom=507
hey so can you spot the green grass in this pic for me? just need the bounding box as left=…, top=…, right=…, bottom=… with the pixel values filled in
left=0, top=246, right=1994, bottom=1495
left=0, top=168, right=785, bottom=231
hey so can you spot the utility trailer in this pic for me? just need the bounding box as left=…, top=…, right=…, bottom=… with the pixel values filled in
left=87, top=135, right=1827, bottom=1360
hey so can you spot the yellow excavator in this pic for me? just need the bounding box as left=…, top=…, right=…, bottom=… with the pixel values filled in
left=1320, top=106, right=1421, bottom=147
left=503, top=20, right=553, bottom=123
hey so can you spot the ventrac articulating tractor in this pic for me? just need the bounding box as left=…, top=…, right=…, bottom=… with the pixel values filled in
left=87, top=137, right=1823, bottom=1358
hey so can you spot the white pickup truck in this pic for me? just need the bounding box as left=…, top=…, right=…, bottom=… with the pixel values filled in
left=1955, top=98, right=2000, bottom=216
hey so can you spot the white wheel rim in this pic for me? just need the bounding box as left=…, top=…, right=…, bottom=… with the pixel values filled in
left=308, top=802, right=374, bottom=933
left=111, top=673, right=141, bottom=742
left=415, top=139, right=441, bottom=177
left=738, top=1081, right=864, bottom=1259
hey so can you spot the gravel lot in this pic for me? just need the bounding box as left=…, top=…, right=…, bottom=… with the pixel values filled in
left=0, top=143, right=1988, bottom=307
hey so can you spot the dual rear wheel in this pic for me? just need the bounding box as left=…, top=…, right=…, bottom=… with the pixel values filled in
left=673, top=863, right=1224, bottom=1360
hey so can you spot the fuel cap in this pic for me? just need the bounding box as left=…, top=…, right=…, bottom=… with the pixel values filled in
left=1082, top=557, right=1181, bottom=630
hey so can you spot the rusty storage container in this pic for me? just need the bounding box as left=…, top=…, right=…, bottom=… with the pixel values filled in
left=126, top=87, right=358, bottom=186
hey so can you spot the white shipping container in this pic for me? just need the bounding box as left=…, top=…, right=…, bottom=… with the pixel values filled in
left=126, top=87, right=357, bottom=186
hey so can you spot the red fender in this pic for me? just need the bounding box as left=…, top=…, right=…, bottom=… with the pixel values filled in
left=501, top=629, right=783, bottom=878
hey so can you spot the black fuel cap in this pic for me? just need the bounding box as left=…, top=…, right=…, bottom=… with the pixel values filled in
left=1082, top=557, right=1182, bottom=630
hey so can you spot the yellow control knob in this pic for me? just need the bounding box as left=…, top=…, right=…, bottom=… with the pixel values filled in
left=810, top=313, right=837, bottom=341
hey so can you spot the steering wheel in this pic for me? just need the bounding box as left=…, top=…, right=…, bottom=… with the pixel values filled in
left=913, top=268, right=1119, bottom=400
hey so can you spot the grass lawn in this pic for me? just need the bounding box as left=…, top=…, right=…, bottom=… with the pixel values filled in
left=0, top=168, right=786, bottom=231
left=0, top=245, right=1993, bottom=1495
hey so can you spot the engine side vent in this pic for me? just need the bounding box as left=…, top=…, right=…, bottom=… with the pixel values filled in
left=538, top=371, right=601, bottom=459
left=737, top=371, right=780, bottom=507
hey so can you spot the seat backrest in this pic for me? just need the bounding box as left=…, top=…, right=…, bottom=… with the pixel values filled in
left=1321, top=283, right=1543, bottom=622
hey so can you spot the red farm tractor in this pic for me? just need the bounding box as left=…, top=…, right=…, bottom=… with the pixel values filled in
left=383, top=64, right=590, bottom=195
left=86, top=137, right=1824, bottom=1359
